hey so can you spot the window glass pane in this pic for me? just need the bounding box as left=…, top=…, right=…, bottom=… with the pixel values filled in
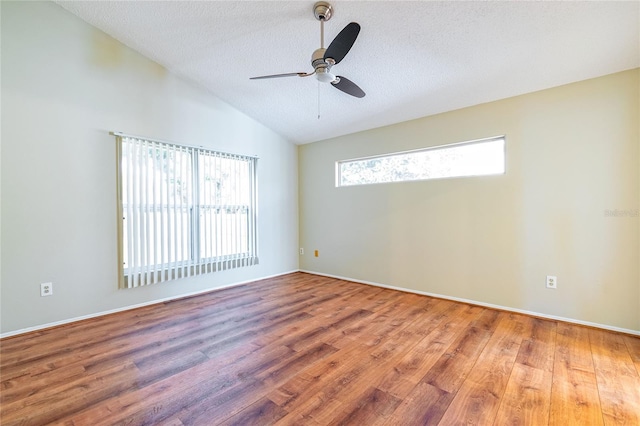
left=197, top=153, right=251, bottom=261
left=338, top=137, right=505, bottom=187
left=199, top=155, right=250, bottom=206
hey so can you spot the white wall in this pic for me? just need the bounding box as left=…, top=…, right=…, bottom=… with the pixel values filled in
left=299, top=69, right=640, bottom=332
left=1, top=1, right=298, bottom=334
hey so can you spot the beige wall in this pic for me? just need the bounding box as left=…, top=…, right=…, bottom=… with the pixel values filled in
left=299, top=69, right=639, bottom=332
left=1, top=1, right=299, bottom=334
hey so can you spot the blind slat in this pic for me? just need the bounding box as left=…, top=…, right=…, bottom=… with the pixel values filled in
left=132, top=140, right=141, bottom=287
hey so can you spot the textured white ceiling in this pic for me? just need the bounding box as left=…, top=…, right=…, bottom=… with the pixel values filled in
left=55, top=1, right=639, bottom=144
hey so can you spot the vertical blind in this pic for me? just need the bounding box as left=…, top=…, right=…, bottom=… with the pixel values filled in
left=115, top=134, right=258, bottom=288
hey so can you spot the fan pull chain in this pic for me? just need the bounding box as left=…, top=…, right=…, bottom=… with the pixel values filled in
left=317, top=80, right=321, bottom=119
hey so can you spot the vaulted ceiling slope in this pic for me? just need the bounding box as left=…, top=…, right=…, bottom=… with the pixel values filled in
left=56, top=1, right=639, bottom=144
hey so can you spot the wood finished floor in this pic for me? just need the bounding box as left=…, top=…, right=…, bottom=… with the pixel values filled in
left=1, top=272, right=639, bottom=425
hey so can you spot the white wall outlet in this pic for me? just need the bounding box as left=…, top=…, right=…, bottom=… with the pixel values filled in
left=41, top=282, right=53, bottom=297
left=546, top=276, right=557, bottom=289
left=299, top=248, right=304, bottom=255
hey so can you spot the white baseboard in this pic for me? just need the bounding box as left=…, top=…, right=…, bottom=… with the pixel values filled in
left=300, top=269, right=640, bottom=337
left=0, top=270, right=299, bottom=339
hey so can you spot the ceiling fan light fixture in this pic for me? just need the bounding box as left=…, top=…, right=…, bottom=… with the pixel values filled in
left=316, top=68, right=336, bottom=83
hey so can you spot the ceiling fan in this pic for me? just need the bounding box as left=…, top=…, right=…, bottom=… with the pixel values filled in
left=250, top=1, right=365, bottom=98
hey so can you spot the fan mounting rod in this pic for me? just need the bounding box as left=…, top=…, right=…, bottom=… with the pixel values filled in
left=314, top=2, right=333, bottom=48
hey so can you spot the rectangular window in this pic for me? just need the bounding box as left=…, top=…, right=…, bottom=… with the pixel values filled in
left=115, top=134, right=258, bottom=288
left=337, top=136, right=505, bottom=187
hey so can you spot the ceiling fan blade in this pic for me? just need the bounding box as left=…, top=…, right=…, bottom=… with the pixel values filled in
left=324, top=22, right=360, bottom=64
left=331, top=76, right=365, bottom=98
left=250, top=72, right=309, bottom=80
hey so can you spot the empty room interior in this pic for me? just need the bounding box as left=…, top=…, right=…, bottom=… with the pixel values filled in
left=1, top=1, right=639, bottom=425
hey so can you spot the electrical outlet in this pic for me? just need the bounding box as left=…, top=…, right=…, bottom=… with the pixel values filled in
left=546, top=276, right=557, bottom=289
left=41, top=282, right=53, bottom=297
left=299, top=248, right=304, bottom=255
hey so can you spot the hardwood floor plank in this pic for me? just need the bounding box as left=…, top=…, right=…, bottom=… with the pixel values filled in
left=549, top=322, right=604, bottom=425
left=421, top=309, right=497, bottom=394
left=252, top=294, right=375, bottom=352
left=256, top=343, right=339, bottom=387
left=94, top=341, right=337, bottom=426
left=623, top=335, right=640, bottom=376
left=492, top=316, right=555, bottom=426
left=175, top=378, right=270, bottom=425
left=267, top=343, right=367, bottom=412
left=274, top=327, right=421, bottom=424
left=376, top=302, right=480, bottom=399
left=1, top=272, right=637, bottom=426
left=493, top=362, right=553, bottom=425
left=383, top=381, right=452, bottom=426
left=86, top=344, right=294, bottom=426
left=217, top=397, right=288, bottom=426
left=398, top=298, right=459, bottom=340
left=273, top=347, right=382, bottom=423
left=1, top=363, right=87, bottom=405
left=437, top=312, right=526, bottom=425
left=1, top=361, right=141, bottom=426
left=154, top=417, right=186, bottom=426
left=40, top=293, right=318, bottom=404
left=515, top=317, right=557, bottom=372
left=346, top=296, right=447, bottom=347
left=329, top=387, right=402, bottom=426
left=589, top=328, right=640, bottom=425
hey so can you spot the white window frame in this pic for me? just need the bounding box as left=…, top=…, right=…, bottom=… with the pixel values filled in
left=336, top=135, right=506, bottom=187
left=114, top=132, right=258, bottom=288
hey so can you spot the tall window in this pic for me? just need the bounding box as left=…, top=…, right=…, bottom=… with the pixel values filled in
left=337, top=136, right=505, bottom=187
left=115, top=134, right=258, bottom=288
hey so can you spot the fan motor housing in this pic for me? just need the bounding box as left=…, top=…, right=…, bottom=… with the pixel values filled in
left=311, top=48, right=333, bottom=74
left=311, top=48, right=326, bottom=64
